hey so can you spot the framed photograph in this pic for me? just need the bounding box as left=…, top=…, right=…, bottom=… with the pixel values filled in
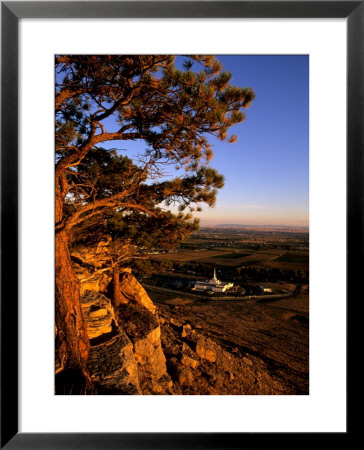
left=1, top=1, right=359, bottom=448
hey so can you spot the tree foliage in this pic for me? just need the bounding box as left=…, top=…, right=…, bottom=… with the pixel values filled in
left=55, top=55, right=255, bottom=378
left=70, top=148, right=201, bottom=268
left=56, top=55, right=255, bottom=232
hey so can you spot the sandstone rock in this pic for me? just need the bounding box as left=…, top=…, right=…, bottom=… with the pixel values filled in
left=176, top=366, right=194, bottom=386
left=133, top=327, right=167, bottom=380
left=158, top=373, right=173, bottom=390
left=79, top=291, right=141, bottom=394
left=196, top=338, right=217, bottom=363
left=146, top=326, right=161, bottom=345
left=152, top=383, right=162, bottom=393
left=243, top=357, right=253, bottom=366
left=87, top=329, right=140, bottom=394
left=182, top=342, right=191, bottom=353
left=146, top=346, right=167, bottom=380
left=119, top=271, right=156, bottom=314
left=114, top=303, right=168, bottom=386
left=72, top=240, right=126, bottom=294
left=181, top=324, right=191, bottom=338
left=134, top=335, right=155, bottom=358
left=181, top=354, right=199, bottom=369
left=169, top=317, right=181, bottom=327
left=81, top=290, right=115, bottom=339
left=73, top=263, right=111, bottom=294
left=72, top=237, right=112, bottom=268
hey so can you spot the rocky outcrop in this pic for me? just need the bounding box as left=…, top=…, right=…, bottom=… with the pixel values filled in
left=78, top=285, right=171, bottom=394
left=196, top=337, right=217, bottom=363
left=181, top=353, right=199, bottom=369
left=87, top=330, right=141, bottom=395
left=72, top=260, right=111, bottom=294
left=66, top=245, right=174, bottom=394
left=114, top=303, right=171, bottom=394
left=80, top=290, right=140, bottom=394
left=81, top=290, right=115, bottom=339
left=71, top=241, right=112, bottom=294
left=133, top=326, right=167, bottom=380
left=87, top=330, right=140, bottom=395
left=72, top=238, right=112, bottom=268
left=118, top=271, right=156, bottom=314
left=71, top=242, right=155, bottom=316
left=72, top=247, right=156, bottom=316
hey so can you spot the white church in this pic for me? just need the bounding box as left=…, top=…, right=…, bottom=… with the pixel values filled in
left=193, top=268, right=234, bottom=293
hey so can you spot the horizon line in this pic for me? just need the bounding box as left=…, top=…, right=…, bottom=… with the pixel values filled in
left=197, top=223, right=309, bottom=229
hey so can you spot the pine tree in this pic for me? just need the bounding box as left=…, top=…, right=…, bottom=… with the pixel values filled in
left=69, top=148, right=201, bottom=306
left=55, top=55, right=255, bottom=387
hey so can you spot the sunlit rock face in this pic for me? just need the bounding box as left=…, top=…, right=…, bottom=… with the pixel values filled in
left=81, top=290, right=115, bottom=339
left=71, top=241, right=112, bottom=294
left=133, top=326, right=167, bottom=380
left=72, top=246, right=156, bottom=316
left=72, top=260, right=112, bottom=295
left=71, top=242, right=171, bottom=393
left=79, top=287, right=171, bottom=394
left=72, top=238, right=112, bottom=268
left=86, top=330, right=141, bottom=395
left=81, top=290, right=141, bottom=394
left=114, top=303, right=171, bottom=394
left=118, top=271, right=156, bottom=315
left=195, top=337, right=217, bottom=363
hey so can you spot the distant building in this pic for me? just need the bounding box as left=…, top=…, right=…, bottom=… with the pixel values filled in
left=259, top=285, right=272, bottom=293
left=193, top=268, right=234, bottom=293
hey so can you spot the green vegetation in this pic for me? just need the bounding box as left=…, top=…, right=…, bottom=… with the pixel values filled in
left=150, top=226, right=309, bottom=286
left=275, top=253, right=309, bottom=264
left=217, top=252, right=252, bottom=259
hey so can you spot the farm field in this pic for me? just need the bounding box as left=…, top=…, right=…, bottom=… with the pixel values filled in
left=145, top=226, right=309, bottom=394
left=152, top=247, right=308, bottom=271
left=151, top=249, right=226, bottom=262
left=146, top=226, right=309, bottom=295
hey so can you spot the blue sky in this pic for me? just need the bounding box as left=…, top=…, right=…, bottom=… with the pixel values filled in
left=117, top=55, right=309, bottom=226
left=198, top=55, right=309, bottom=226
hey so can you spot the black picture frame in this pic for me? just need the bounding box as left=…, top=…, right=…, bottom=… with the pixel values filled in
left=1, top=1, right=359, bottom=448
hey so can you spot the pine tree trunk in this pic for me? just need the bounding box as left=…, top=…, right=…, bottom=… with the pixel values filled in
left=55, top=228, right=90, bottom=378
left=113, top=268, right=122, bottom=307
left=55, top=175, right=92, bottom=393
